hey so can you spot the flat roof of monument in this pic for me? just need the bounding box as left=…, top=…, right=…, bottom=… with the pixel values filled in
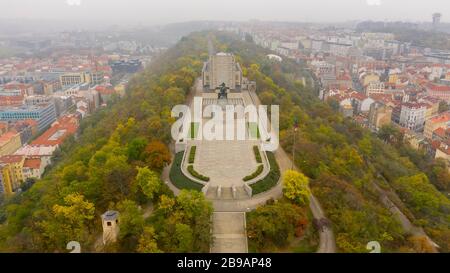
left=216, top=52, right=232, bottom=56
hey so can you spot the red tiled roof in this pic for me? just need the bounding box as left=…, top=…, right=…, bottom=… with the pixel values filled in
left=23, top=157, right=41, bottom=169
left=95, top=85, right=115, bottom=95
left=0, top=131, right=19, bottom=145
left=429, top=112, right=450, bottom=123
left=0, top=155, right=23, bottom=164
left=433, top=127, right=446, bottom=138
left=31, top=115, right=78, bottom=146
left=350, top=92, right=367, bottom=101
left=426, top=83, right=450, bottom=92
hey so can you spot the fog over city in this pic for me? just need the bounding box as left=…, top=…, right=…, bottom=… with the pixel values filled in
left=1, top=0, right=450, bottom=26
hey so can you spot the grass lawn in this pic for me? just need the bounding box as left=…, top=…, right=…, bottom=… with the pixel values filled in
left=189, top=122, right=199, bottom=139
left=247, top=122, right=260, bottom=139
left=169, top=152, right=204, bottom=191
left=250, top=152, right=280, bottom=194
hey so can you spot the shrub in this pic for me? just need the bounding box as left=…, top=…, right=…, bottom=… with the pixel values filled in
left=243, top=164, right=264, bottom=181
left=187, top=165, right=210, bottom=182
left=251, top=152, right=280, bottom=194
left=188, top=146, right=196, bottom=164
left=253, top=145, right=262, bottom=163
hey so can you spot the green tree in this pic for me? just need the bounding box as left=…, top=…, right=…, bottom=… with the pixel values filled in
left=135, top=166, right=161, bottom=200
left=175, top=223, right=194, bottom=252
left=127, top=137, right=148, bottom=161
left=117, top=200, right=144, bottom=240
left=137, top=226, right=162, bottom=253
left=438, top=100, right=449, bottom=113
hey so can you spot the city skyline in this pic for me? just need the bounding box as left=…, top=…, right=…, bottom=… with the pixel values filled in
left=1, top=0, right=450, bottom=26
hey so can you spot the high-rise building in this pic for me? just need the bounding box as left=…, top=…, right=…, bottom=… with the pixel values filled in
left=433, top=13, right=442, bottom=29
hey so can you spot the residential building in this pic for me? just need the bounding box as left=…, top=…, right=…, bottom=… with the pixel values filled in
left=31, top=114, right=79, bottom=147
left=0, top=103, right=57, bottom=132
left=0, top=163, right=14, bottom=195
left=0, top=155, right=25, bottom=184
left=14, top=145, right=55, bottom=168
left=60, top=72, right=91, bottom=88
left=0, top=132, right=22, bottom=156
left=368, top=102, right=392, bottom=130
left=398, top=102, right=427, bottom=132
left=425, top=83, right=450, bottom=102
left=365, top=82, right=385, bottom=96
left=22, top=157, right=45, bottom=180
left=424, top=112, right=450, bottom=139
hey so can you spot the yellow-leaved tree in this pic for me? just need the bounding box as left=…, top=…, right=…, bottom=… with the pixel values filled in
left=283, top=170, right=311, bottom=206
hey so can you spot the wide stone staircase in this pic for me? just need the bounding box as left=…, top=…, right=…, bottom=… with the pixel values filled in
left=205, top=185, right=250, bottom=200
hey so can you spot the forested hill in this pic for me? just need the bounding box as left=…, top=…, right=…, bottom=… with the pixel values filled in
left=0, top=32, right=213, bottom=253
left=0, top=31, right=448, bottom=253
left=211, top=32, right=449, bottom=252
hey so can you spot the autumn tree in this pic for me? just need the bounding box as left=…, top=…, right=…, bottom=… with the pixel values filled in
left=40, top=193, right=95, bottom=251
left=283, top=170, right=311, bottom=206
left=143, top=140, right=171, bottom=170
left=247, top=201, right=307, bottom=251
left=408, top=235, right=436, bottom=253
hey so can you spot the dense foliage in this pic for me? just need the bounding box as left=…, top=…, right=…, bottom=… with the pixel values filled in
left=247, top=200, right=308, bottom=252
left=213, top=32, right=449, bottom=252
left=0, top=33, right=212, bottom=252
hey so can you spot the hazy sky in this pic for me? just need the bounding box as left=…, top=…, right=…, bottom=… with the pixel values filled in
left=1, top=0, right=450, bottom=25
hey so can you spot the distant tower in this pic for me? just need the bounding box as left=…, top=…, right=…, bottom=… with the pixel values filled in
left=101, top=210, right=120, bottom=245
left=433, top=13, right=442, bottom=29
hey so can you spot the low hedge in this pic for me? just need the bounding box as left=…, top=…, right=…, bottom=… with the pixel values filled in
left=250, top=152, right=280, bottom=195
left=188, top=146, right=196, bottom=164
left=169, top=152, right=203, bottom=191
left=253, top=145, right=262, bottom=163
left=243, top=164, right=264, bottom=181
left=187, top=164, right=210, bottom=182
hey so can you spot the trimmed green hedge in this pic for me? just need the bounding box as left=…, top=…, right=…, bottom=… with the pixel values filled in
left=188, top=146, right=196, bottom=164
left=187, top=165, right=210, bottom=182
left=250, top=152, right=280, bottom=195
left=253, top=145, right=262, bottom=163
left=169, top=152, right=203, bottom=191
left=243, top=164, right=264, bottom=181
left=190, top=122, right=199, bottom=139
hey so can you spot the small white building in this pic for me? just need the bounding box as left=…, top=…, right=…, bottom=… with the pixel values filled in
left=101, top=210, right=120, bottom=245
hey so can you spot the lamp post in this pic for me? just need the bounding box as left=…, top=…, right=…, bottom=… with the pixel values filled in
left=292, top=119, right=299, bottom=170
